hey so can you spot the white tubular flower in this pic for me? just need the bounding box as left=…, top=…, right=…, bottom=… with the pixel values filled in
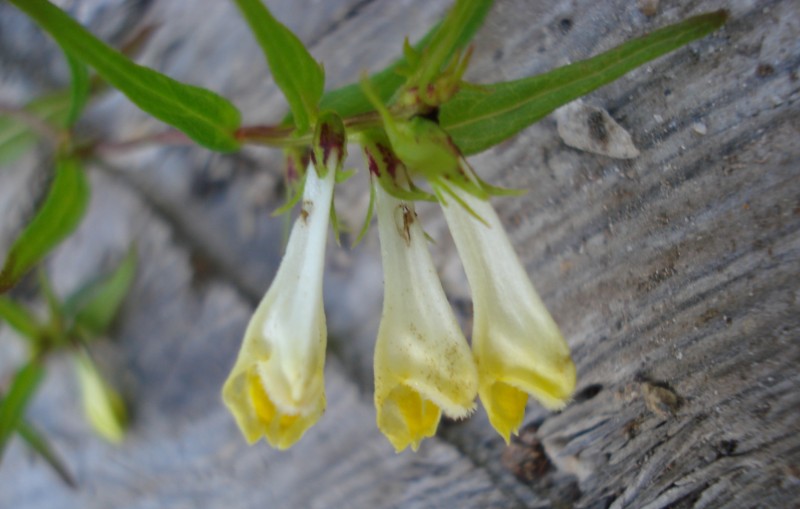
left=440, top=187, right=576, bottom=442
left=222, top=161, right=336, bottom=450
left=374, top=182, right=478, bottom=452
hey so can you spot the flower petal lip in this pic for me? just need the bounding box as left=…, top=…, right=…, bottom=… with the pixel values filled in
left=222, top=160, right=336, bottom=449
left=440, top=186, right=576, bottom=441
left=373, top=182, right=478, bottom=452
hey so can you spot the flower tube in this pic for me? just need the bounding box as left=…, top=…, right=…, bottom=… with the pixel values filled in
left=373, top=182, right=478, bottom=452
left=222, top=116, right=343, bottom=449
left=440, top=187, right=576, bottom=442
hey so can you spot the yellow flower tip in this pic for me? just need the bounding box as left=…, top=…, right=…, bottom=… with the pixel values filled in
left=223, top=362, right=326, bottom=450
left=373, top=183, right=478, bottom=451
left=222, top=162, right=335, bottom=449
left=377, top=384, right=441, bottom=453
left=481, top=380, right=529, bottom=444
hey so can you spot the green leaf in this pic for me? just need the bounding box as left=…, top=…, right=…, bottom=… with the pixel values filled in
left=63, top=247, right=136, bottom=336
left=17, top=419, right=77, bottom=488
left=233, top=0, right=324, bottom=133
left=411, top=0, right=493, bottom=87
left=290, top=2, right=490, bottom=123
left=64, top=51, right=90, bottom=126
left=0, top=297, right=40, bottom=341
left=9, top=0, right=241, bottom=151
left=0, top=92, right=71, bottom=167
left=0, top=360, right=45, bottom=458
left=441, top=10, right=728, bottom=155
left=0, top=157, right=90, bottom=293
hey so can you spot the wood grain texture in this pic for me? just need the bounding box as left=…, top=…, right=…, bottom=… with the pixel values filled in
left=1, top=0, right=798, bottom=508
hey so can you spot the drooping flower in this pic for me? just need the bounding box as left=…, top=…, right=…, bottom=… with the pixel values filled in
left=222, top=116, right=344, bottom=449
left=373, top=181, right=478, bottom=452
left=440, top=186, right=576, bottom=442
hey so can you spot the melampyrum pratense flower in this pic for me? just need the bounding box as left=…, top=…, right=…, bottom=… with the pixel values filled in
left=372, top=177, right=478, bottom=452
left=222, top=114, right=345, bottom=449
left=440, top=185, right=576, bottom=442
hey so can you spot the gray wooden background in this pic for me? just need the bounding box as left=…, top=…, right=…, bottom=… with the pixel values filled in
left=1, top=0, right=798, bottom=507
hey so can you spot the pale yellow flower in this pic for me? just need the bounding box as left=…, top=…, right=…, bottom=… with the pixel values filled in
left=222, top=161, right=336, bottom=450
left=440, top=187, right=576, bottom=442
left=75, top=351, right=127, bottom=444
left=373, top=182, right=478, bottom=452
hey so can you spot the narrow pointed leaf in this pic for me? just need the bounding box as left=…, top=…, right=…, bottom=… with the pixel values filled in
left=233, top=0, right=324, bottom=133
left=0, top=157, right=90, bottom=293
left=64, top=51, right=90, bottom=126
left=63, top=247, right=136, bottom=336
left=441, top=10, right=728, bottom=155
left=17, top=420, right=77, bottom=488
left=0, top=361, right=45, bottom=458
left=9, top=0, right=241, bottom=151
left=0, top=297, right=40, bottom=341
left=0, top=92, right=71, bottom=167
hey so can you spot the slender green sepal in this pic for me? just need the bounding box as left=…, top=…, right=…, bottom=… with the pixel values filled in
left=354, top=177, right=377, bottom=247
